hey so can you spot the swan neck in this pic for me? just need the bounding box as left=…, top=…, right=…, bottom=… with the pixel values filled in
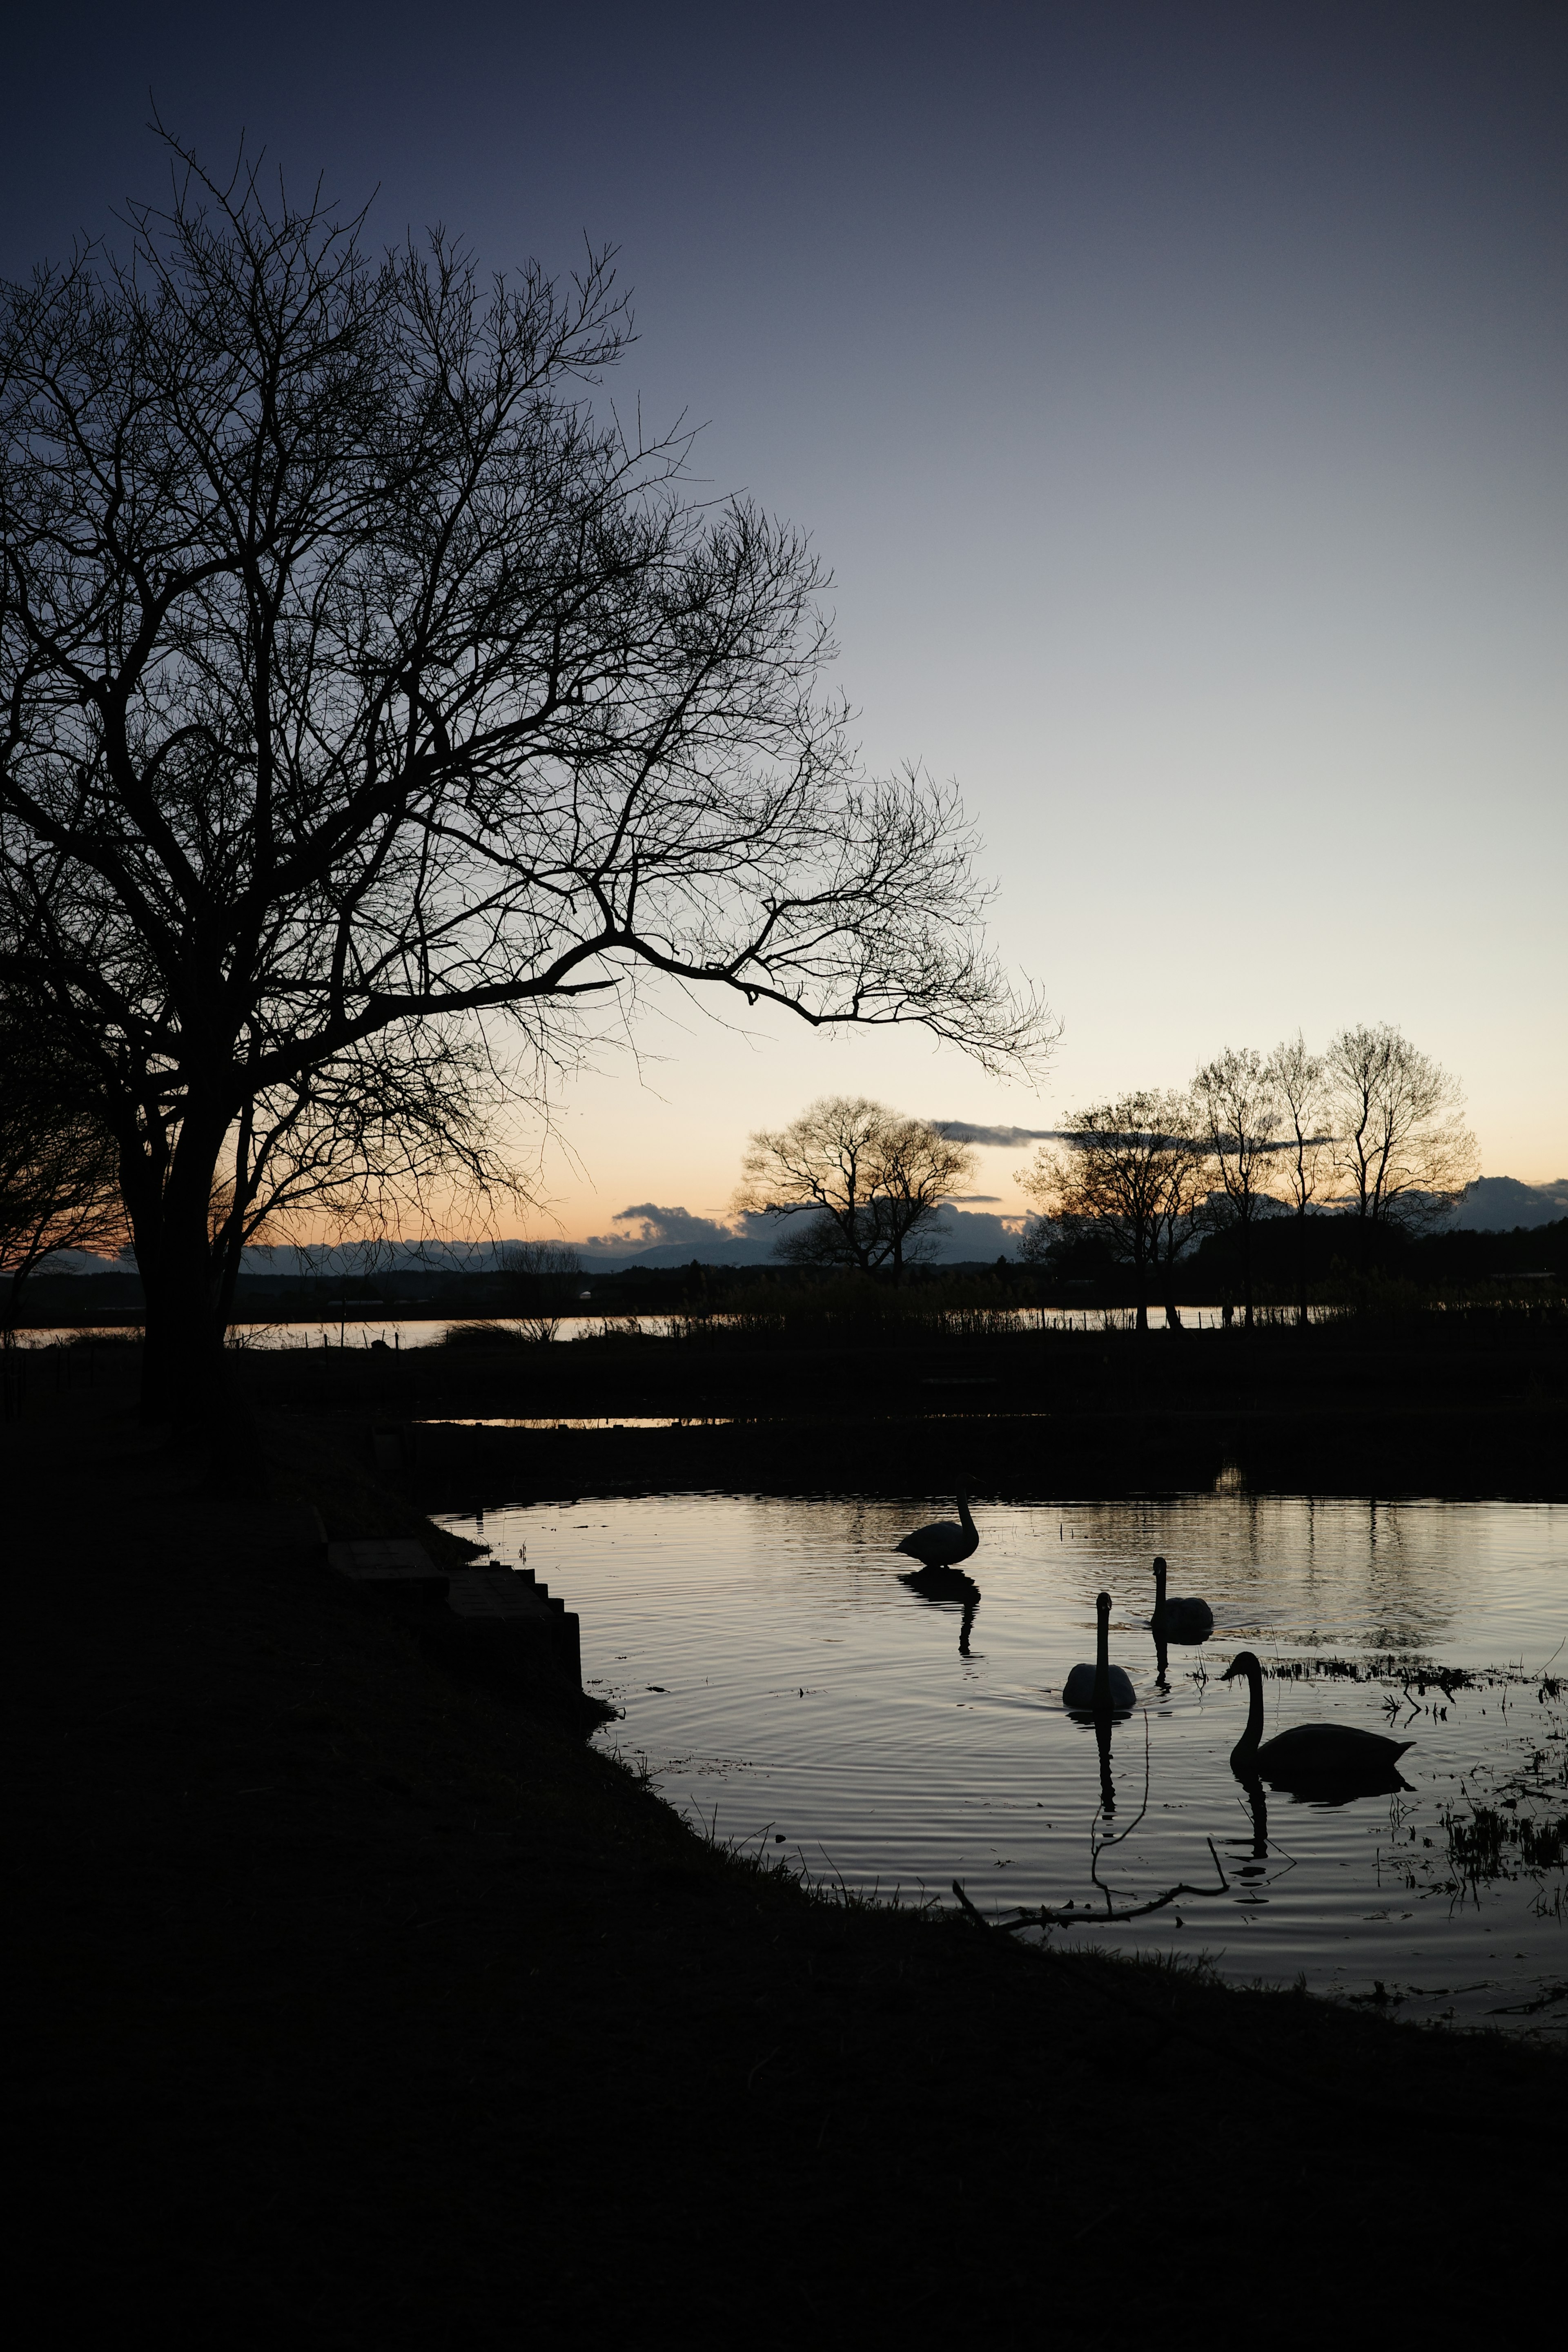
left=1094, top=1604, right=1109, bottom=1705
left=1232, top=1663, right=1265, bottom=1753
left=956, top=1494, right=974, bottom=1532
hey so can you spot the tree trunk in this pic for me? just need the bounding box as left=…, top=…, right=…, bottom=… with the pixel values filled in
left=1296, top=1203, right=1309, bottom=1329
left=140, top=1238, right=229, bottom=1424
left=125, top=1110, right=232, bottom=1429
left=214, top=1207, right=248, bottom=1346
left=1241, top=1213, right=1254, bottom=1330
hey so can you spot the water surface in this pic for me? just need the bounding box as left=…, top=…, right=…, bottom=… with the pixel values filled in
left=434, top=1491, right=1567, bottom=2035
left=16, top=1302, right=1252, bottom=1350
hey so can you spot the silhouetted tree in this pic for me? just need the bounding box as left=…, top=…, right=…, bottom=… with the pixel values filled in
left=498, top=1238, right=581, bottom=1340
left=869, top=1115, right=978, bottom=1279
left=735, top=1097, right=975, bottom=1282
left=1265, top=1031, right=1331, bottom=1326
left=1150, top=1095, right=1209, bottom=1330
left=1324, top=1023, right=1478, bottom=1241
left=0, top=997, right=126, bottom=1337
left=1192, top=1046, right=1284, bottom=1329
left=1019, top=1091, right=1198, bottom=1331
left=0, top=141, right=1047, bottom=1419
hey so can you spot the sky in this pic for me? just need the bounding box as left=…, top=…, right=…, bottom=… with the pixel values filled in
left=4, top=1, right=1564, bottom=1250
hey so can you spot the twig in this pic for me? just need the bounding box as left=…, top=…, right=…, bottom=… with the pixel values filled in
left=996, top=1840, right=1231, bottom=1933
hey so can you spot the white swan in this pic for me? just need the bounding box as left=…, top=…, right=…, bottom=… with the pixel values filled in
left=1150, top=1555, right=1213, bottom=1643
left=1063, top=1591, right=1136, bottom=1714
left=894, top=1491, right=978, bottom=1570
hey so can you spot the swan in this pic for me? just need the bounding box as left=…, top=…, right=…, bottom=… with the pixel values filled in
left=894, top=1491, right=978, bottom=1570
left=1150, top=1555, right=1213, bottom=1643
left=1223, top=1652, right=1413, bottom=1793
left=1063, top=1591, right=1136, bottom=1714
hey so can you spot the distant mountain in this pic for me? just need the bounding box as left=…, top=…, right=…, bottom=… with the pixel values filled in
left=576, top=1239, right=760, bottom=1270
left=33, top=1184, right=1565, bottom=1280
left=1447, top=1177, right=1568, bottom=1232
left=35, top=1239, right=529, bottom=1279
left=577, top=1205, right=1023, bottom=1271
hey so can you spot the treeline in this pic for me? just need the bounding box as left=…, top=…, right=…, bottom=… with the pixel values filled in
left=1018, top=1022, right=1481, bottom=1329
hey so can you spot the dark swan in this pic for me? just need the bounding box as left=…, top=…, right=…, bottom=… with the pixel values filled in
left=1223, top=1651, right=1413, bottom=1797
left=1063, top=1591, right=1137, bottom=1714
left=1149, top=1555, right=1213, bottom=1643
left=894, top=1492, right=979, bottom=1570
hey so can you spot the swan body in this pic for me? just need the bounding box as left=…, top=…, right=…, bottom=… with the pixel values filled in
left=1149, top=1555, right=1213, bottom=1643
left=895, top=1492, right=978, bottom=1570
left=1223, top=1652, right=1412, bottom=1793
left=1063, top=1592, right=1137, bottom=1714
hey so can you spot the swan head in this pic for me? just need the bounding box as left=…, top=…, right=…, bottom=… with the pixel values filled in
left=1222, top=1650, right=1263, bottom=1686
left=1152, top=1555, right=1168, bottom=1595
left=1096, top=1589, right=1111, bottom=1619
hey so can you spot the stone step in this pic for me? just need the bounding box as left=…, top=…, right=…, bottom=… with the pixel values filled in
left=327, top=1537, right=448, bottom=1590
left=445, top=1568, right=553, bottom=1618
left=327, top=1541, right=583, bottom=1691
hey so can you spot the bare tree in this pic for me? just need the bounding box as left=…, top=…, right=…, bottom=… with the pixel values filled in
left=735, top=1097, right=975, bottom=1282
left=867, top=1115, right=977, bottom=1280
left=737, top=1096, right=887, bottom=1275
left=498, top=1237, right=582, bottom=1341
left=1265, top=1031, right=1331, bottom=1326
left=0, top=142, right=1049, bottom=1419
left=1192, top=1046, right=1285, bottom=1329
left=0, top=999, right=127, bottom=1339
left=1018, top=1092, right=1196, bottom=1331
left=1324, top=1023, right=1478, bottom=1240
left=1150, top=1097, right=1210, bottom=1331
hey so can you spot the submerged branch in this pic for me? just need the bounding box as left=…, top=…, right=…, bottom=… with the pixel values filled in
left=955, top=1837, right=1231, bottom=1935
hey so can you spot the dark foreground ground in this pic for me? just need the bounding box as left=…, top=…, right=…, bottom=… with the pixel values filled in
left=10, top=1376, right=1566, bottom=2343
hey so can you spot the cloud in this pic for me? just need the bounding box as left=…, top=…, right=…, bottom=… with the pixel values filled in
left=929, top=1120, right=1062, bottom=1148
left=951, top=1193, right=1002, bottom=1204
left=584, top=1202, right=765, bottom=1251
left=924, top=1205, right=1029, bottom=1256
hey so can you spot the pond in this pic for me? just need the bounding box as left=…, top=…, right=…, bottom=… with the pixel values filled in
left=434, top=1491, right=1567, bottom=2036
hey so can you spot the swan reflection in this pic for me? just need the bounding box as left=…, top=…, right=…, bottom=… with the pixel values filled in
left=1232, top=1769, right=1270, bottom=1873
left=899, top=1561, right=981, bottom=1657
left=1093, top=1712, right=1117, bottom=1815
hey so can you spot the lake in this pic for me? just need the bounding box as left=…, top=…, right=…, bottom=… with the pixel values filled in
left=433, top=1490, right=1566, bottom=2036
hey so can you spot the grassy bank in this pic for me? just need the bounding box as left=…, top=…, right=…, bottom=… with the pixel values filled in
left=9, top=1373, right=1566, bottom=2338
